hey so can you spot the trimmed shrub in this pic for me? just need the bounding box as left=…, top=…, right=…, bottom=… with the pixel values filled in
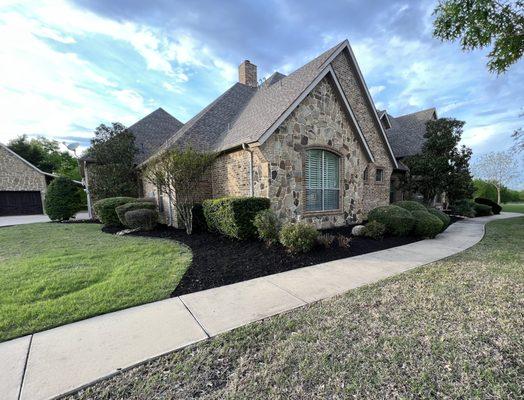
left=253, top=209, right=280, bottom=245
left=427, top=208, right=451, bottom=231
left=191, top=204, right=208, bottom=233
left=203, top=196, right=270, bottom=239
left=412, top=210, right=443, bottom=238
left=475, top=197, right=501, bottom=215
left=44, top=177, right=82, bottom=221
left=363, top=220, right=386, bottom=240
left=279, top=222, right=319, bottom=254
left=368, top=205, right=415, bottom=236
left=394, top=200, right=427, bottom=212
left=473, top=202, right=492, bottom=216
left=317, top=233, right=336, bottom=249
left=116, top=202, right=157, bottom=227
left=93, top=196, right=136, bottom=227
left=125, top=209, right=158, bottom=231
left=451, top=199, right=476, bottom=217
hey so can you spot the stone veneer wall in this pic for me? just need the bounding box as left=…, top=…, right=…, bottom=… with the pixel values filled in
left=259, top=76, right=369, bottom=229
left=331, top=50, right=395, bottom=212
left=0, top=145, right=47, bottom=200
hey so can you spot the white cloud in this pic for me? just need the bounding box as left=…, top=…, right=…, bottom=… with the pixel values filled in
left=369, top=85, right=386, bottom=96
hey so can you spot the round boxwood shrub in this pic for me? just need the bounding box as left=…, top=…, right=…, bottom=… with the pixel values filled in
left=427, top=208, right=451, bottom=231
left=279, top=222, right=318, bottom=254
left=125, top=209, right=158, bottom=231
left=475, top=197, right=501, bottom=215
left=363, top=220, right=386, bottom=240
left=473, top=202, right=492, bottom=216
left=451, top=199, right=476, bottom=217
left=44, top=177, right=82, bottom=221
left=368, top=205, right=415, bottom=236
left=394, top=200, right=427, bottom=212
left=253, top=209, right=280, bottom=245
left=116, top=202, right=157, bottom=227
left=411, top=210, right=443, bottom=238
left=93, top=196, right=136, bottom=227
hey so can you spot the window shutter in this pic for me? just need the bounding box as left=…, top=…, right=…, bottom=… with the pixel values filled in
left=306, top=150, right=322, bottom=211
left=323, top=151, right=339, bottom=210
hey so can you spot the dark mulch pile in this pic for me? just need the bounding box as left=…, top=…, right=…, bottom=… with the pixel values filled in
left=104, top=224, right=426, bottom=297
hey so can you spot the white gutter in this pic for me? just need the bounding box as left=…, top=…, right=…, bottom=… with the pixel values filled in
left=83, top=160, right=94, bottom=219
left=242, top=143, right=254, bottom=197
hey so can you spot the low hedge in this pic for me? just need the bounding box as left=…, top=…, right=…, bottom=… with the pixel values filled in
left=394, top=200, right=427, bottom=212
left=363, top=220, right=386, bottom=240
left=412, top=210, right=443, bottom=238
left=451, top=199, right=476, bottom=217
left=368, top=205, right=415, bottom=236
left=427, top=208, right=451, bottom=231
left=125, top=209, right=158, bottom=231
left=475, top=197, right=501, bottom=214
left=473, top=202, right=492, bottom=216
left=279, top=222, right=318, bottom=253
left=116, top=202, right=157, bottom=227
left=203, top=196, right=271, bottom=239
left=93, top=197, right=136, bottom=227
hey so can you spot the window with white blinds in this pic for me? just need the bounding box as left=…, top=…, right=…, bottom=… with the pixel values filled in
left=305, top=149, right=340, bottom=211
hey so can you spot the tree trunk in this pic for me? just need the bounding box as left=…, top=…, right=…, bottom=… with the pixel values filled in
left=496, top=185, right=501, bottom=205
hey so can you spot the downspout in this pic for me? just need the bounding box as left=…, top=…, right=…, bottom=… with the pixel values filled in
left=84, top=160, right=93, bottom=219
left=242, top=143, right=254, bottom=197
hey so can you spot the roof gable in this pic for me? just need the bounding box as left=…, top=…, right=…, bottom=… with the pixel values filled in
left=0, top=142, right=55, bottom=178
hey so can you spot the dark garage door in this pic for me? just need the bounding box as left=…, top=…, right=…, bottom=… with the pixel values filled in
left=0, top=191, right=43, bottom=216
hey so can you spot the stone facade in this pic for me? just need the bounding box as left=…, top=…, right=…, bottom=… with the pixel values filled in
left=0, top=145, right=47, bottom=201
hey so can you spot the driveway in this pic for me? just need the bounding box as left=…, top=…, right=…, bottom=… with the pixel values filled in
left=0, top=212, right=90, bottom=227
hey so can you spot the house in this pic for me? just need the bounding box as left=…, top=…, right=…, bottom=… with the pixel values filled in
left=0, top=142, right=56, bottom=215
left=84, top=39, right=439, bottom=228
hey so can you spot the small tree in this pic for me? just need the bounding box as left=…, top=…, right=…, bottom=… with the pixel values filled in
left=473, top=150, right=520, bottom=204
left=145, top=147, right=215, bottom=234
left=403, top=118, right=474, bottom=205
left=86, top=123, right=138, bottom=201
left=44, top=177, right=81, bottom=221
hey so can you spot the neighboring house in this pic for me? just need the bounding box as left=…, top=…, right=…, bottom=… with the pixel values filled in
left=84, top=39, right=439, bottom=228
left=378, top=109, right=438, bottom=203
left=0, top=142, right=56, bottom=216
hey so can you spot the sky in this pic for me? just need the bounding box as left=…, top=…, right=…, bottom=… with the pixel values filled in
left=0, top=0, right=522, bottom=187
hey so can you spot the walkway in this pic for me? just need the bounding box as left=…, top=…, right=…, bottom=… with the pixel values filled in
left=0, top=212, right=89, bottom=227
left=1, top=213, right=520, bottom=400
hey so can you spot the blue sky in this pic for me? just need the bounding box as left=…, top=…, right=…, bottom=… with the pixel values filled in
left=1, top=0, right=522, bottom=187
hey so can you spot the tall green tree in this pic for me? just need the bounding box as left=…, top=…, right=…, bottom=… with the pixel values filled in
left=433, top=0, right=524, bottom=73
left=87, top=123, right=139, bottom=201
left=473, top=150, right=520, bottom=203
left=403, top=118, right=474, bottom=205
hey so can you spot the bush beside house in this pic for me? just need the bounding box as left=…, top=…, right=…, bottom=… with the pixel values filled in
left=411, top=210, right=443, bottom=238
left=368, top=205, right=415, bottom=236
left=44, top=177, right=82, bottom=221
left=279, top=222, right=319, bottom=254
left=116, top=202, right=157, bottom=227
left=125, top=209, right=158, bottom=231
left=93, top=197, right=136, bottom=227
left=474, top=197, right=501, bottom=214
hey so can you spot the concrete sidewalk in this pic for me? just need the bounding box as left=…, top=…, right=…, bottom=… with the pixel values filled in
left=0, top=212, right=89, bottom=227
left=1, top=213, right=520, bottom=400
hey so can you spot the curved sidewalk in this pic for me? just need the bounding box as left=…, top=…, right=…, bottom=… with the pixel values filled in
left=1, top=212, right=520, bottom=400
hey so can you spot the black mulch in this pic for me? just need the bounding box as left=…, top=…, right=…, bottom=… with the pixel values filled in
left=102, top=222, right=453, bottom=297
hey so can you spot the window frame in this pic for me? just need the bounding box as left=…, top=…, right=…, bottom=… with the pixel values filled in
left=375, top=167, right=385, bottom=183
left=303, top=146, right=343, bottom=215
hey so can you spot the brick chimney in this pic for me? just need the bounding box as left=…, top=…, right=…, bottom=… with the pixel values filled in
left=239, top=60, right=257, bottom=87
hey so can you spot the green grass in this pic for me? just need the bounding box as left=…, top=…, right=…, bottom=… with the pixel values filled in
left=502, top=202, right=524, bottom=213
left=0, top=223, right=191, bottom=342
left=69, top=217, right=524, bottom=399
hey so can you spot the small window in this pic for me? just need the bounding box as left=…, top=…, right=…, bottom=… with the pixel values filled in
left=305, top=149, right=340, bottom=212
left=375, top=168, right=384, bottom=182
left=363, top=166, right=369, bottom=181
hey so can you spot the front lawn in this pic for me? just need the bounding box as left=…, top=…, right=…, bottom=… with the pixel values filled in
left=502, top=202, right=524, bottom=213
left=0, top=223, right=191, bottom=342
left=70, top=217, right=524, bottom=399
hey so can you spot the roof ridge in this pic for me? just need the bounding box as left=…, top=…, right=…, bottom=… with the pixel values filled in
left=394, top=107, right=436, bottom=119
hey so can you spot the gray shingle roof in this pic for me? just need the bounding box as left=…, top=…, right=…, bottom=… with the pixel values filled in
left=263, top=72, right=287, bottom=87
left=128, top=108, right=183, bottom=163
left=385, top=108, right=437, bottom=158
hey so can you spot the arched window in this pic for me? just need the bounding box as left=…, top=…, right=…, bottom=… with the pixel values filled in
left=305, top=149, right=340, bottom=211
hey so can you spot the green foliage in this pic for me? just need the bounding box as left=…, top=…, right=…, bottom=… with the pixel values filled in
left=475, top=197, right=501, bottom=215
left=363, top=220, right=386, bottom=240
left=203, top=197, right=271, bottom=239
left=279, top=222, right=319, bottom=254
left=402, top=118, right=474, bottom=205
left=368, top=205, right=415, bottom=236
left=253, top=209, right=281, bottom=245
left=190, top=204, right=208, bottom=233
left=473, top=178, right=521, bottom=204
left=451, top=199, right=476, bottom=217
left=473, top=203, right=493, bottom=217
left=412, top=210, right=444, bottom=239
left=394, top=200, right=427, bottom=212
left=44, top=177, right=82, bottom=221
left=433, top=0, right=524, bottom=73
left=144, top=147, right=216, bottom=234
left=8, top=135, right=81, bottom=180
left=93, top=197, right=136, bottom=227
left=116, top=202, right=157, bottom=227
left=87, top=123, right=138, bottom=202
left=125, top=209, right=159, bottom=231
left=427, top=208, right=451, bottom=231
